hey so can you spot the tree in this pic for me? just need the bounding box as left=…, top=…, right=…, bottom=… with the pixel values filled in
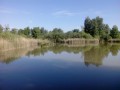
left=40, top=27, right=48, bottom=38
left=51, top=28, right=64, bottom=43
left=31, top=27, right=41, bottom=38
left=0, top=24, right=3, bottom=33
left=91, top=19, right=99, bottom=37
left=81, top=31, right=93, bottom=39
left=84, top=17, right=100, bottom=37
left=41, top=27, right=48, bottom=34
left=99, top=24, right=111, bottom=41
left=11, top=28, right=17, bottom=34
left=104, top=24, right=110, bottom=34
left=84, top=17, right=92, bottom=34
left=110, top=25, right=119, bottom=38
left=84, top=16, right=110, bottom=38
left=18, top=29, right=24, bottom=35
left=95, top=16, right=103, bottom=32
left=65, top=31, right=73, bottom=38
left=4, top=24, right=10, bottom=32
left=24, top=27, right=30, bottom=36
left=73, top=29, right=79, bottom=33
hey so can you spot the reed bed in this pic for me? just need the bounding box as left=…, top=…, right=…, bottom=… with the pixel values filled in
left=63, top=38, right=99, bottom=45
left=0, top=32, right=51, bottom=51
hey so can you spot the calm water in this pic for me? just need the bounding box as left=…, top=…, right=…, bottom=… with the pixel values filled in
left=0, top=44, right=120, bottom=90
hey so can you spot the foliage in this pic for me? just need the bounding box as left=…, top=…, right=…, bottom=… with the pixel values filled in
left=84, top=16, right=111, bottom=38
left=0, top=24, right=3, bottom=33
left=23, top=27, right=31, bottom=36
left=50, top=28, right=64, bottom=43
left=11, top=28, right=17, bottom=34
left=110, top=25, right=120, bottom=38
left=31, top=27, right=41, bottom=38
left=81, top=31, right=93, bottom=39
left=83, top=16, right=120, bottom=42
left=0, top=16, right=120, bottom=43
left=0, top=32, right=21, bottom=40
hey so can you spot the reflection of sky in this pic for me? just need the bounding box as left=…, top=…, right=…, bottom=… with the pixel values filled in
left=28, top=50, right=120, bottom=68
left=103, top=52, right=120, bottom=67
left=29, top=51, right=84, bottom=63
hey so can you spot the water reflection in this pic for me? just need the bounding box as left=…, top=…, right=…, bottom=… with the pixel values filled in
left=0, top=47, right=37, bottom=64
left=84, top=44, right=109, bottom=66
left=0, top=44, right=120, bottom=66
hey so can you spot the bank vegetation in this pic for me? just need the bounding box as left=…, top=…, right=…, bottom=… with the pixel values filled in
left=0, top=16, right=120, bottom=50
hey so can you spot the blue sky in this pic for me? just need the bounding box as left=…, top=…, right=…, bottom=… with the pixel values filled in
left=0, top=0, right=120, bottom=31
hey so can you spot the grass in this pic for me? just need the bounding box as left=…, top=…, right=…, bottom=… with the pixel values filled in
left=0, top=32, right=50, bottom=51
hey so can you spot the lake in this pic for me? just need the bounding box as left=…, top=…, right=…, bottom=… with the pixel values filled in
left=0, top=44, right=120, bottom=90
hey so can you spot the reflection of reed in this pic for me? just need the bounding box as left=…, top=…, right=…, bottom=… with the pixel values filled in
left=0, top=37, right=39, bottom=63
left=1, top=43, right=120, bottom=66
left=0, top=47, right=37, bottom=64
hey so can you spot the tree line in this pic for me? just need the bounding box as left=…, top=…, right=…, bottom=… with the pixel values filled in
left=84, top=16, right=120, bottom=41
left=0, top=16, right=120, bottom=43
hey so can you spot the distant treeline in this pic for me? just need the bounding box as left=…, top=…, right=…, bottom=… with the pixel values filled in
left=0, top=16, right=120, bottom=43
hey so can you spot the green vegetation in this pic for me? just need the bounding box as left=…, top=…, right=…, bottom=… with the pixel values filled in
left=0, top=16, right=120, bottom=45
left=110, top=25, right=120, bottom=38
left=84, top=16, right=120, bottom=41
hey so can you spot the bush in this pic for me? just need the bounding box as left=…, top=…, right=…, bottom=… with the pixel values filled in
left=0, top=32, right=21, bottom=40
left=81, top=32, right=93, bottom=39
left=100, top=34, right=112, bottom=42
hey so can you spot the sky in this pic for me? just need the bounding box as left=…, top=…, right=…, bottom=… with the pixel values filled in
left=0, top=0, right=120, bottom=31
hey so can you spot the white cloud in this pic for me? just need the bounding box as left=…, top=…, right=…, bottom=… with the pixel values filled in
left=52, top=10, right=103, bottom=17
left=53, top=10, right=77, bottom=16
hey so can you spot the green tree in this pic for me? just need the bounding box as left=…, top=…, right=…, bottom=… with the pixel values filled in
left=99, top=24, right=111, bottom=41
left=11, top=28, right=17, bottom=34
left=81, top=31, right=93, bottom=39
left=84, top=16, right=110, bottom=38
left=41, top=27, right=48, bottom=34
left=40, top=27, right=48, bottom=38
left=110, top=25, right=119, bottom=38
left=0, top=24, right=3, bottom=33
left=65, top=31, right=73, bottom=38
left=31, top=27, right=41, bottom=38
left=24, top=27, right=30, bottom=36
left=95, top=16, right=103, bottom=34
left=18, top=29, right=24, bottom=35
left=84, top=16, right=100, bottom=37
left=51, top=28, right=64, bottom=43
left=84, top=17, right=92, bottom=34
left=91, top=19, right=99, bottom=37
left=73, top=29, right=79, bottom=33
left=104, top=24, right=110, bottom=34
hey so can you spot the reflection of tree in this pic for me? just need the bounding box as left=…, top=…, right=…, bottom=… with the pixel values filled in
left=1, top=44, right=120, bottom=65
left=27, top=46, right=49, bottom=56
left=83, top=44, right=120, bottom=67
left=28, top=45, right=84, bottom=56
left=49, top=45, right=83, bottom=54
left=27, top=44, right=120, bottom=67
left=110, top=44, right=120, bottom=56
